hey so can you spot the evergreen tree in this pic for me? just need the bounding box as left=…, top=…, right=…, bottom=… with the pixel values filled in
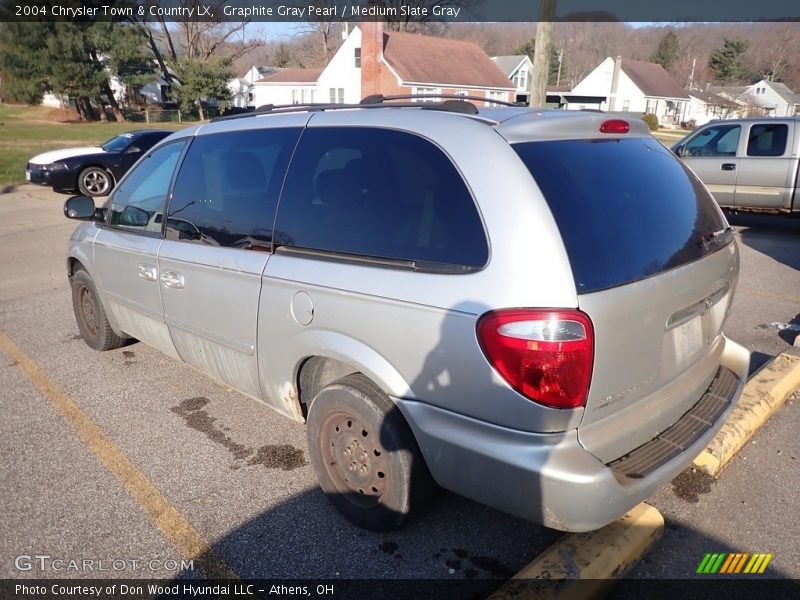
left=0, top=21, right=54, bottom=104
left=174, top=57, right=235, bottom=121
left=651, top=30, right=680, bottom=70
left=709, top=38, right=750, bottom=82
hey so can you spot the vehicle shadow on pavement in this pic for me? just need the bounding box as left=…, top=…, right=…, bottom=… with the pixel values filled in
left=725, top=211, right=800, bottom=272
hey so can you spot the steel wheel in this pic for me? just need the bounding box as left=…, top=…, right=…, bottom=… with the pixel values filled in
left=306, top=374, right=437, bottom=530
left=77, top=283, right=100, bottom=338
left=320, top=411, right=390, bottom=508
left=78, top=167, right=112, bottom=197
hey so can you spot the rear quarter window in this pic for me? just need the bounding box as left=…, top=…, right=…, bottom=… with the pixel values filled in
left=513, top=138, right=731, bottom=293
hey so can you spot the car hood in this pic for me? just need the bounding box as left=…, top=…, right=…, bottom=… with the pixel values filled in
left=28, top=146, right=105, bottom=165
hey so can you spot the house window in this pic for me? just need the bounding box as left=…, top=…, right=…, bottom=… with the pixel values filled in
left=621, top=99, right=630, bottom=112
left=354, top=48, right=361, bottom=68
left=486, top=90, right=506, bottom=107
left=645, top=99, right=657, bottom=114
left=513, top=68, right=528, bottom=91
left=413, top=87, right=440, bottom=103
left=456, top=90, right=469, bottom=99
left=329, top=88, right=344, bottom=104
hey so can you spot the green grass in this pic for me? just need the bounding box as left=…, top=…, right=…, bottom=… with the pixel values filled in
left=0, top=104, right=186, bottom=188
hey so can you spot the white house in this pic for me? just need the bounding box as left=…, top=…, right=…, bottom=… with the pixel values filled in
left=317, top=26, right=363, bottom=105
left=742, top=80, right=800, bottom=116
left=684, top=90, right=743, bottom=125
left=492, top=55, right=533, bottom=104
left=251, top=24, right=514, bottom=109
left=252, top=68, right=323, bottom=107
left=571, top=56, right=690, bottom=125
left=227, top=78, right=252, bottom=108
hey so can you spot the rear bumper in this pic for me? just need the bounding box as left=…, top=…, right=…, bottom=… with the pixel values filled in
left=398, top=336, right=749, bottom=532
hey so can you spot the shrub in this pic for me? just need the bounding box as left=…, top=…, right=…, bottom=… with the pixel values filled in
left=642, top=113, right=660, bottom=131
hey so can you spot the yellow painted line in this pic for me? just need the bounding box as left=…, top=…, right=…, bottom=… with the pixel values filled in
left=490, top=503, right=663, bottom=600
left=0, top=330, right=237, bottom=580
left=692, top=352, right=800, bottom=477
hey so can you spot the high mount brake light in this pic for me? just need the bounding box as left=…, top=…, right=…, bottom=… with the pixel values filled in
left=477, top=309, right=594, bottom=409
left=599, top=119, right=631, bottom=134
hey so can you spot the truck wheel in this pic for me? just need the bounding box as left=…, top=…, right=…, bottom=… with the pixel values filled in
left=71, top=269, right=126, bottom=351
left=306, top=374, right=436, bottom=531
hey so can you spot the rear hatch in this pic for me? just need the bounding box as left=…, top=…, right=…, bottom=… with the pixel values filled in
left=512, top=135, right=738, bottom=462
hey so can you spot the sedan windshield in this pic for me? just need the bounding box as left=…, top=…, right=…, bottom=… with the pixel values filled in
left=101, top=133, right=135, bottom=153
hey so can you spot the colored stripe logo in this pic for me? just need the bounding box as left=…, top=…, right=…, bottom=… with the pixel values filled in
left=696, top=553, right=773, bottom=574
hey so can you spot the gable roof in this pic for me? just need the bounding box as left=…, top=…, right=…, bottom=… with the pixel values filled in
left=621, top=59, right=689, bottom=99
left=688, top=90, right=738, bottom=109
left=381, top=31, right=514, bottom=89
left=492, top=55, right=530, bottom=77
left=764, top=81, right=800, bottom=105
left=256, top=68, right=322, bottom=85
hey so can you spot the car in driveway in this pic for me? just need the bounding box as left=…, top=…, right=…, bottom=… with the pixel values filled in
left=62, top=98, right=749, bottom=532
left=26, top=129, right=172, bottom=197
left=672, top=117, right=800, bottom=213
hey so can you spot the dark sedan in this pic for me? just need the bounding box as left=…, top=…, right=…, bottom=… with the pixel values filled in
left=26, top=129, right=172, bottom=197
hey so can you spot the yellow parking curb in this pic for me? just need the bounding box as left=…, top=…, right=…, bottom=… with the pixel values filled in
left=692, top=351, right=800, bottom=477
left=490, top=503, right=663, bottom=600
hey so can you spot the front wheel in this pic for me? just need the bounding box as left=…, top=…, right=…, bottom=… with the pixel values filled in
left=70, top=269, right=126, bottom=351
left=306, top=374, right=437, bottom=531
left=77, top=166, right=113, bottom=197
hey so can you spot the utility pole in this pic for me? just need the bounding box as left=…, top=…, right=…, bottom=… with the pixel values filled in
left=530, top=0, right=556, bottom=107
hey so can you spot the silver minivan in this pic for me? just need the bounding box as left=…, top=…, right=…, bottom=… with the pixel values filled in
left=64, top=100, right=749, bottom=532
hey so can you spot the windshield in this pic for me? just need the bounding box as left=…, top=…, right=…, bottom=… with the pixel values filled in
left=101, top=133, right=135, bottom=153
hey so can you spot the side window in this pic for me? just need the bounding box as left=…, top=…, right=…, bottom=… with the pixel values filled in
left=108, top=140, right=186, bottom=233
left=274, top=127, right=488, bottom=269
left=684, top=124, right=741, bottom=157
left=747, top=123, right=788, bottom=157
left=166, top=128, right=301, bottom=250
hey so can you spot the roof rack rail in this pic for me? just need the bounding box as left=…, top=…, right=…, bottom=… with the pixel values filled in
left=209, top=94, right=525, bottom=123
left=361, top=93, right=527, bottom=109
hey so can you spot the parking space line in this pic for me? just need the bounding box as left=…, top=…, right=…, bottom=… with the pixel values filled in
left=0, top=330, right=237, bottom=580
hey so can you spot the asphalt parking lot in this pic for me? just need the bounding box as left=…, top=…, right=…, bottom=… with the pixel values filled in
left=1, top=185, right=798, bottom=590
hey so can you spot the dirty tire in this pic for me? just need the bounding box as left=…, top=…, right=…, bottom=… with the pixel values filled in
left=306, top=374, right=437, bottom=531
left=71, top=269, right=126, bottom=351
left=77, top=166, right=113, bottom=197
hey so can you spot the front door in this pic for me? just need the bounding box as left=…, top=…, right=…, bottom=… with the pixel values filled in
left=680, top=122, right=742, bottom=207
left=92, top=140, right=186, bottom=358
left=158, top=124, right=304, bottom=400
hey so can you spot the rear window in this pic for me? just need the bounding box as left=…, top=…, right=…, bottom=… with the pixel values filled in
left=513, top=138, right=731, bottom=293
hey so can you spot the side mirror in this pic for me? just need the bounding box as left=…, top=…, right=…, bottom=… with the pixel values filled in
left=64, top=196, right=101, bottom=221
left=119, top=205, right=150, bottom=227
left=673, top=145, right=685, bottom=157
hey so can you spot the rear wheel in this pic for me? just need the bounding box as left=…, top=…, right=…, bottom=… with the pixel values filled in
left=70, top=269, right=126, bottom=351
left=78, top=166, right=113, bottom=197
left=306, top=374, right=436, bottom=531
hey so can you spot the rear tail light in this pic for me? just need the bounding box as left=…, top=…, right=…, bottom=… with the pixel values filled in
left=477, top=309, right=594, bottom=409
left=599, top=119, right=630, bottom=134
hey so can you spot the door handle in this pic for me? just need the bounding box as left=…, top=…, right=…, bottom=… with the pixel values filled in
left=160, top=270, right=184, bottom=289
left=721, top=163, right=736, bottom=171
left=137, top=263, right=158, bottom=282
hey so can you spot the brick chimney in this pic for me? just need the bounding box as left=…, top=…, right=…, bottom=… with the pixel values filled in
left=360, top=20, right=384, bottom=99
